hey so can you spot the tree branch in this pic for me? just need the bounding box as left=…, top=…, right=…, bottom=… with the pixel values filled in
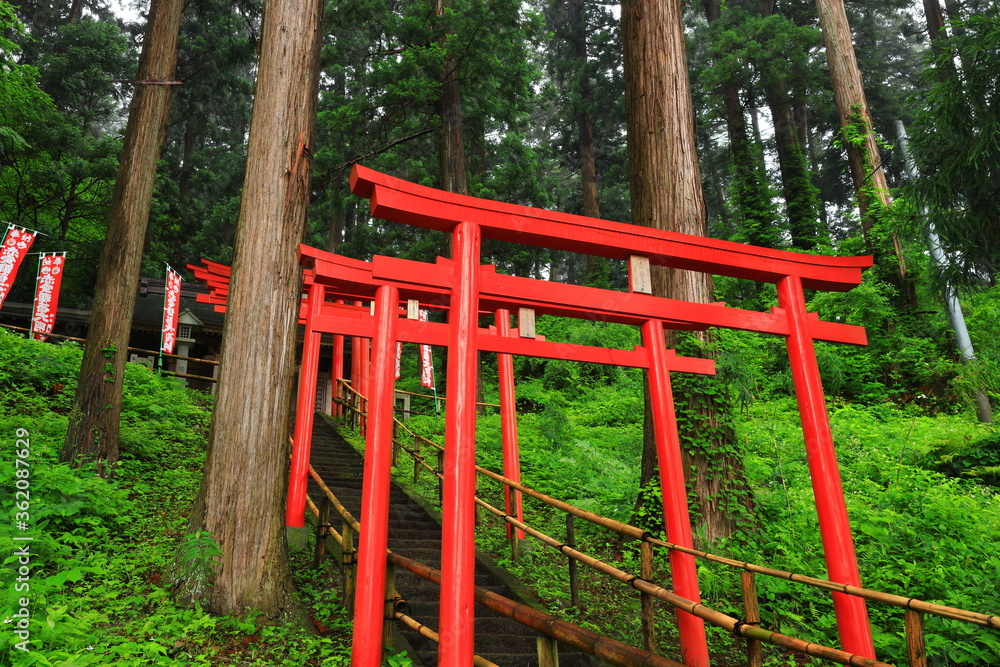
left=321, top=128, right=436, bottom=184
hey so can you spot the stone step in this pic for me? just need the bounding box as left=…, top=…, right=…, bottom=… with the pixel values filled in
left=306, top=414, right=593, bottom=667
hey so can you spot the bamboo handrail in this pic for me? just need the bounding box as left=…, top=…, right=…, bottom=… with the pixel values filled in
left=473, top=493, right=893, bottom=667
left=342, top=387, right=1000, bottom=660
left=455, top=448, right=1000, bottom=630
left=380, top=431, right=896, bottom=666
left=335, top=377, right=500, bottom=409
left=387, top=552, right=685, bottom=667
left=167, top=371, right=217, bottom=382
left=393, top=612, right=501, bottom=667
left=308, top=465, right=361, bottom=534
left=305, top=461, right=688, bottom=667
left=641, top=536, right=1000, bottom=630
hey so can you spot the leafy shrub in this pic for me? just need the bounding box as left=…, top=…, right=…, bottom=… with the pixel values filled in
left=939, top=431, right=1000, bottom=487
left=0, top=331, right=354, bottom=666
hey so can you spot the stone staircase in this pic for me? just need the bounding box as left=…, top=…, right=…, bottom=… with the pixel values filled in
left=306, top=414, right=594, bottom=666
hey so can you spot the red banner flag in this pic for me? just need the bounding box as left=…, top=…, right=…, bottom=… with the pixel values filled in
left=0, top=225, right=38, bottom=308
left=419, top=309, right=435, bottom=389
left=161, top=267, right=182, bottom=354
left=30, top=253, right=66, bottom=341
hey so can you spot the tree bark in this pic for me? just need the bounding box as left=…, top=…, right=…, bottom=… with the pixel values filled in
left=570, top=0, right=599, bottom=221
left=622, top=0, right=754, bottom=546
left=763, top=78, right=826, bottom=248
left=815, top=0, right=906, bottom=275
left=923, top=0, right=945, bottom=39
left=437, top=0, right=468, bottom=196
left=178, top=0, right=324, bottom=618
left=68, top=0, right=85, bottom=23
left=60, top=0, right=185, bottom=475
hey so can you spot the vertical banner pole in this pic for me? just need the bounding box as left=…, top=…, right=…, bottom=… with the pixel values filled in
left=641, top=318, right=711, bottom=667
left=350, top=285, right=400, bottom=667
left=777, top=275, right=875, bottom=659
left=495, top=308, right=524, bottom=541
left=439, top=221, right=481, bottom=667
left=28, top=253, right=43, bottom=339
left=285, top=282, right=326, bottom=527
left=158, top=263, right=169, bottom=373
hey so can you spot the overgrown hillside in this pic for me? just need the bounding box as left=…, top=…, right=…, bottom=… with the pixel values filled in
left=391, top=305, right=1000, bottom=666
left=3, top=285, right=1000, bottom=666
left=0, top=331, right=355, bottom=666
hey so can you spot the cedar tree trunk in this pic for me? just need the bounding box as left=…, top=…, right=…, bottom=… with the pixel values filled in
left=570, top=0, right=599, bottom=220
left=815, top=0, right=908, bottom=281
left=622, top=0, right=754, bottom=546
left=178, top=0, right=324, bottom=617
left=755, top=0, right=825, bottom=249
left=60, top=0, right=184, bottom=475
left=437, top=0, right=468, bottom=196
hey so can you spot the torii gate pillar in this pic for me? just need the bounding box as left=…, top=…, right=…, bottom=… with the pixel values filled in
left=779, top=275, right=874, bottom=657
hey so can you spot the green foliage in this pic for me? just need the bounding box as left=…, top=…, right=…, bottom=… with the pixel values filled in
left=176, top=531, right=223, bottom=589
left=902, top=8, right=1000, bottom=286
left=0, top=10, right=131, bottom=307
left=0, top=331, right=354, bottom=666
left=938, top=431, right=1000, bottom=487
left=736, top=400, right=1000, bottom=665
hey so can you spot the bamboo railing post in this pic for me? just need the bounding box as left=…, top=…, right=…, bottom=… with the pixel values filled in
left=314, top=496, right=331, bottom=567
left=475, top=476, right=482, bottom=527
left=342, top=520, right=357, bottom=609
left=537, top=636, right=560, bottom=667
left=740, top=571, right=763, bottom=667
left=640, top=540, right=655, bottom=653
left=437, top=449, right=445, bottom=503
left=350, top=391, right=358, bottom=430
left=510, top=519, right=521, bottom=563
left=566, top=514, right=580, bottom=609
left=392, top=420, right=400, bottom=467
left=383, top=563, right=398, bottom=649
left=905, top=609, right=927, bottom=667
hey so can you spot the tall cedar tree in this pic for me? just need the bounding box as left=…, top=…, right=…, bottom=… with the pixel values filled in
left=753, top=0, right=826, bottom=249
left=176, top=0, right=324, bottom=616
left=815, top=0, right=909, bottom=282
left=622, top=0, right=754, bottom=545
left=703, top=0, right=781, bottom=250
left=60, top=0, right=184, bottom=473
left=437, top=0, right=468, bottom=195
left=569, top=0, right=599, bottom=221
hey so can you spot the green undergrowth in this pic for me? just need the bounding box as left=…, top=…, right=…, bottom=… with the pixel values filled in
left=378, top=316, right=1000, bottom=667
left=0, top=330, right=356, bottom=666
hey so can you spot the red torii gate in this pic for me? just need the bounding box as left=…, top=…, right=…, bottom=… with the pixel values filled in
left=195, top=165, right=877, bottom=666
left=283, top=166, right=876, bottom=667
